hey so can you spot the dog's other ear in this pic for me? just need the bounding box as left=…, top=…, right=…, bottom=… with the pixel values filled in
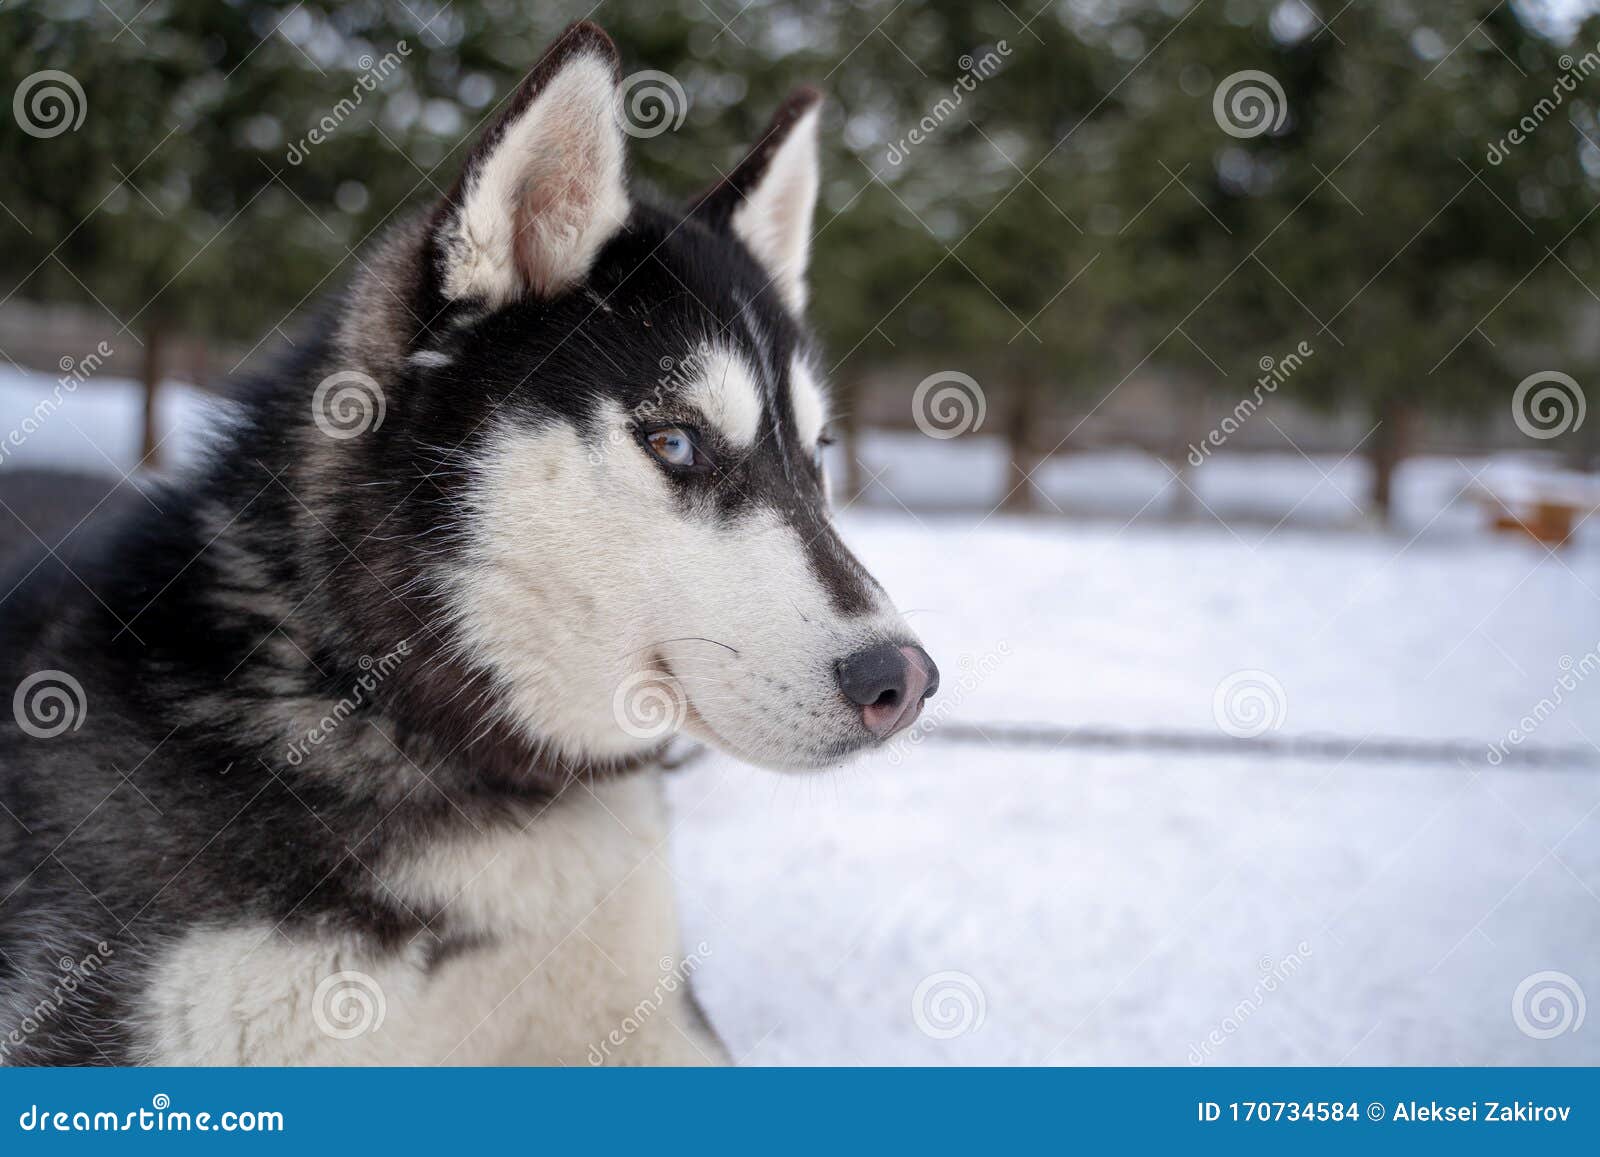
left=692, top=87, right=822, bottom=315
left=431, top=21, right=629, bottom=304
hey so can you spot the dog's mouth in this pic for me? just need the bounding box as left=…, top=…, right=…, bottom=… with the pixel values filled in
left=648, top=633, right=939, bottom=769
left=659, top=654, right=875, bottom=770
left=685, top=701, right=866, bottom=769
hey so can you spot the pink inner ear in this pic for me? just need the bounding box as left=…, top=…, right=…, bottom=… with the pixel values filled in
left=510, top=115, right=614, bottom=298
left=513, top=171, right=571, bottom=295
left=438, top=40, right=629, bottom=304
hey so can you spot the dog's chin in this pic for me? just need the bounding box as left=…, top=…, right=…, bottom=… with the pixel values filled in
left=680, top=703, right=872, bottom=772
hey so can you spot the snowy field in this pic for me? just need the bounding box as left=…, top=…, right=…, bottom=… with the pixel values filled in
left=2, top=368, right=1598, bottom=1064
left=673, top=513, right=1600, bottom=1066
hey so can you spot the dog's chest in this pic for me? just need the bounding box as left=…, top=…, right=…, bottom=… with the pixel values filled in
left=138, top=771, right=710, bottom=1064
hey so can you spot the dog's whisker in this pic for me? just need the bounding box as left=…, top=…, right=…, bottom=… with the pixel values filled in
left=622, top=637, right=741, bottom=658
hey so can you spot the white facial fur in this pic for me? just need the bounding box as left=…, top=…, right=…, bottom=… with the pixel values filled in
left=440, top=382, right=911, bottom=771
left=683, top=345, right=763, bottom=448
left=789, top=355, right=827, bottom=447
left=731, top=107, right=820, bottom=315
left=439, top=52, right=630, bottom=304
left=427, top=61, right=897, bottom=768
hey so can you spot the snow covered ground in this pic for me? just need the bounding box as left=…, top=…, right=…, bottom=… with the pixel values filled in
left=671, top=513, right=1600, bottom=1065
left=3, top=367, right=1598, bottom=1064
left=0, top=368, right=224, bottom=478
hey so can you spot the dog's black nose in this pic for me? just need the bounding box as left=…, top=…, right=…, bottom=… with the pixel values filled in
left=836, top=643, right=939, bottom=738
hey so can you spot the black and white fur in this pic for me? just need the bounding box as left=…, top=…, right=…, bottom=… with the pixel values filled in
left=0, top=23, right=933, bottom=1065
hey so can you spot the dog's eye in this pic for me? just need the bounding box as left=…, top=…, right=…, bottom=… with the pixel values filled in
left=814, top=431, right=835, bottom=471
left=644, top=426, right=705, bottom=471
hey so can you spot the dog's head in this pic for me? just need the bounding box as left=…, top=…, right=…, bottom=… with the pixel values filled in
left=333, top=22, right=935, bottom=771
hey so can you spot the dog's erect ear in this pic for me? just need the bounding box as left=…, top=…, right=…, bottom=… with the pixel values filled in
left=432, top=22, right=629, bottom=304
left=691, top=87, right=822, bottom=315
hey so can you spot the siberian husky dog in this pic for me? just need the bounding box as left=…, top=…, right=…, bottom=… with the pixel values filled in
left=0, top=22, right=936, bottom=1065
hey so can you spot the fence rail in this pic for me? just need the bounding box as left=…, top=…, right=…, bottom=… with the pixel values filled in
left=924, top=722, right=1600, bottom=770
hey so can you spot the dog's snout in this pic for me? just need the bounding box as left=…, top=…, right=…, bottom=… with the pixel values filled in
left=835, top=643, right=939, bottom=739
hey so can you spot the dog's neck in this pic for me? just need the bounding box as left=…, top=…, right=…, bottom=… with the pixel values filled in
left=167, top=347, right=655, bottom=806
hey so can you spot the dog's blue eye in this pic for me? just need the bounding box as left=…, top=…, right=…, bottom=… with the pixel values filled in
left=646, top=426, right=698, bottom=469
